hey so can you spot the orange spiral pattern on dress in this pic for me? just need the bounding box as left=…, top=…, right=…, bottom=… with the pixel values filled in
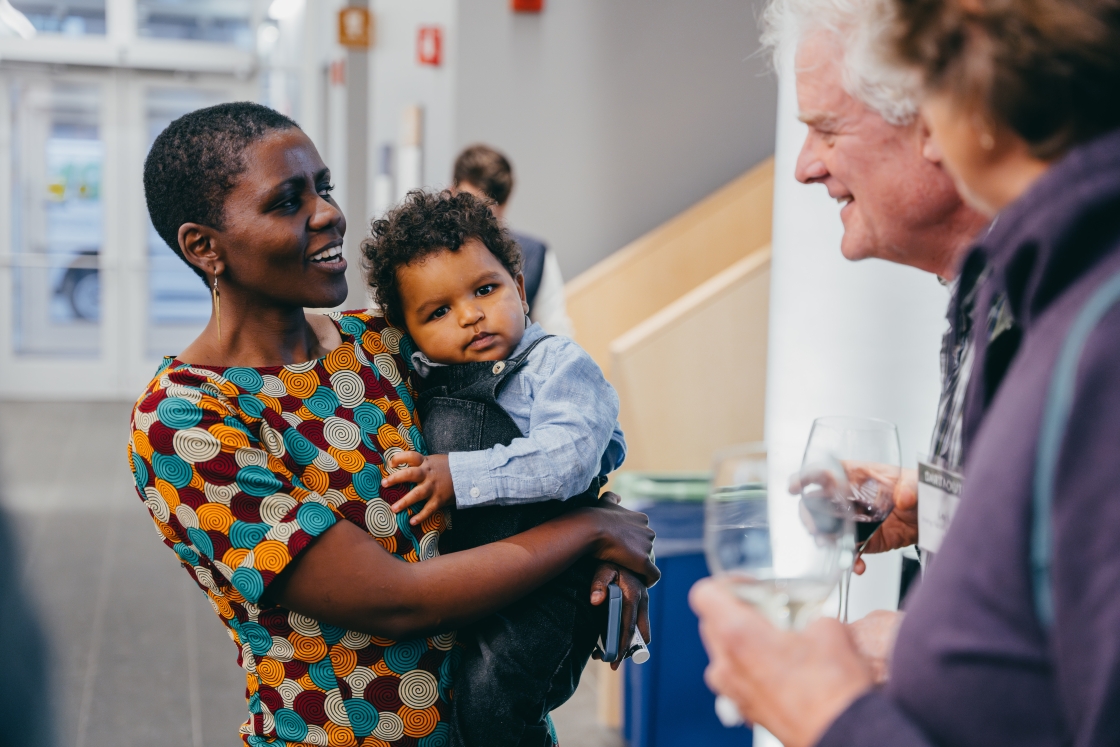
left=223, top=547, right=250, bottom=569
left=362, top=331, right=388, bottom=353
left=155, top=519, right=179, bottom=542
left=390, top=400, right=413, bottom=426
left=290, top=633, right=329, bottom=663
left=297, top=672, right=323, bottom=692
left=374, top=535, right=394, bottom=552
left=279, top=369, right=320, bottom=399
left=197, top=503, right=234, bottom=533
left=399, top=705, right=440, bottom=737
left=377, top=424, right=406, bottom=449
left=133, top=431, right=153, bottom=459
left=329, top=645, right=358, bottom=677
left=156, top=478, right=180, bottom=509
left=420, top=510, right=446, bottom=534
left=256, top=393, right=283, bottom=413
left=325, top=343, right=362, bottom=374
left=324, top=721, right=352, bottom=747
left=329, top=447, right=365, bottom=474
left=209, top=424, right=251, bottom=452
left=257, top=656, right=285, bottom=687
left=371, top=659, right=394, bottom=677
left=361, top=738, right=392, bottom=747
left=254, top=540, right=291, bottom=573
left=302, top=465, right=330, bottom=495
left=208, top=590, right=233, bottom=618
left=189, top=467, right=205, bottom=490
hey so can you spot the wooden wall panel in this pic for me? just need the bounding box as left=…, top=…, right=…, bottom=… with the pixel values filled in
left=608, top=248, right=771, bottom=473
left=566, top=158, right=773, bottom=369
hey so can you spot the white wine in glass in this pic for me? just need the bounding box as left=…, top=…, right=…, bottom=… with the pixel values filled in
left=704, top=443, right=851, bottom=738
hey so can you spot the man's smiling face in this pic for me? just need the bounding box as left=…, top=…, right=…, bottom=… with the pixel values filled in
left=793, top=32, right=966, bottom=268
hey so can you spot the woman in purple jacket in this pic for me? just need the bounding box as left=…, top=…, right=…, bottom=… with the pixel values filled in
left=690, top=1, right=1120, bottom=745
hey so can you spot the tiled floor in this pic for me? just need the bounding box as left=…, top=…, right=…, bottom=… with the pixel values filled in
left=0, top=401, right=622, bottom=747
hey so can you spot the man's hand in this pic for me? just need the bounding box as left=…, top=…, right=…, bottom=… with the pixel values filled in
left=847, top=610, right=902, bottom=684
left=690, top=578, right=873, bottom=747
left=589, top=563, right=651, bottom=669
left=791, top=465, right=919, bottom=574
left=383, top=452, right=455, bottom=526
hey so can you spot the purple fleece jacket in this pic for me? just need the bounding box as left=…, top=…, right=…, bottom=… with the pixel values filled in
left=818, top=128, right=1120, bottom=747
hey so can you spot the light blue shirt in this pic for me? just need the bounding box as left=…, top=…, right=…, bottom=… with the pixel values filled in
left=412, top=323, right=627, bottom=508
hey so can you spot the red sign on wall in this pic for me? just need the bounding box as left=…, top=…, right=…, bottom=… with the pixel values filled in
left=417, top=26, right=443, bottom=67
left=512, top=0, right=544, bottom=11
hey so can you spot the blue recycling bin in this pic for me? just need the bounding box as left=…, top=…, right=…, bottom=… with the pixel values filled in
left=616, top=474, right=751, bottom=747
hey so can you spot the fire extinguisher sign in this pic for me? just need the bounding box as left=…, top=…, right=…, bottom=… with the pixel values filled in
left=417, top=26, right=442, bottom=67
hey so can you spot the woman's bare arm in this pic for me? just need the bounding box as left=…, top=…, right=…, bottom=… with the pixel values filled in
left=271, top=502, right=657, bottom=639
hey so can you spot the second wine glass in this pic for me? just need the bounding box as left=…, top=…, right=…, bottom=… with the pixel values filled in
left=800, top=416, right=901, bottom=622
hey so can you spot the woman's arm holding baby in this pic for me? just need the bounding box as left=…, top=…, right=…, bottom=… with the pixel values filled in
left=269, top=499, right=658, bottom=641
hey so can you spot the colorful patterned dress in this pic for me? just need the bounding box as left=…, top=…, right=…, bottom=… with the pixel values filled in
left=127, top=311, right=455, bottom=747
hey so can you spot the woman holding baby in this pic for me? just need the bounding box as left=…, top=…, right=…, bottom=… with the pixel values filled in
left=129, top=103, right=655, bottom=747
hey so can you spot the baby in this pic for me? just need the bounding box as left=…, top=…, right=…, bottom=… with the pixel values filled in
left=364, top=190, right=626, bottom=747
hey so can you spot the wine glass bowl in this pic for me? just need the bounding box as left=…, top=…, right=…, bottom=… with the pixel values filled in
left=703, top=443, right=852, bottom=733
left=799, top=417, right=902, bottom=621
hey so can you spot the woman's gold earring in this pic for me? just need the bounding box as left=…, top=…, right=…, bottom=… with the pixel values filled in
left=979, top=131, right=995, bottom=151
left=212, top=275, right=222, bottom=343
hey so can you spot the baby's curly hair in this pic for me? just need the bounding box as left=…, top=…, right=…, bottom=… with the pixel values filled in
left=363, top=190, right=523, bottom=327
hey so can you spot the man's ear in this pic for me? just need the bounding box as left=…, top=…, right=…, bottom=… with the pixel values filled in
left=919, top=113, right=944, bottom=165
left=178, top=222, right=224, bottom=278
left=515, top=272, right=529, bottom=315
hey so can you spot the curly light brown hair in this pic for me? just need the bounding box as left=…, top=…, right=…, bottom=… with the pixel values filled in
left=362, top=190, right=523, bottom=326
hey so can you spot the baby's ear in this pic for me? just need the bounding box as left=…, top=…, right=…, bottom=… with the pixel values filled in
left=515, top=272, right=529, bottom=314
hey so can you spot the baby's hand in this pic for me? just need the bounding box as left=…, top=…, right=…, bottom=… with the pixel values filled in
left=383, top=452, right=455, bottom=526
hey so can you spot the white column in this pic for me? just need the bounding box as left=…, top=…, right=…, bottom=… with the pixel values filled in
left=764, top=47, right=948, bottom=619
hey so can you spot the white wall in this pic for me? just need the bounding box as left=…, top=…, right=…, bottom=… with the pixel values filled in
left=764, top=45, right=949, bottom=617
left=454, top=0, right=778, bottom=279
left=369, top=0, right=458, bottom=201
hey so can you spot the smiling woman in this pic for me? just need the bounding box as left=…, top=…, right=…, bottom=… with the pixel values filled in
left=129, top=102, right=659, bottom=747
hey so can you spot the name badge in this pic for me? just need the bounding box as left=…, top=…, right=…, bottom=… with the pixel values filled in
left=917, top=459, right=963, bottom=555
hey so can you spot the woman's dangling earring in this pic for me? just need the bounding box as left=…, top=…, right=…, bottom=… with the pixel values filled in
left=212, top=274, right=222, bottom=343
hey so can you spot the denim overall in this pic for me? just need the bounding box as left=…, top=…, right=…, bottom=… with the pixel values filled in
left=417, top=336, right=604, bottom=747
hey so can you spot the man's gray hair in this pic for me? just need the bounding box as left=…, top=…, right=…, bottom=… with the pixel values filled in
left=761, top=0, right=920, bottom=126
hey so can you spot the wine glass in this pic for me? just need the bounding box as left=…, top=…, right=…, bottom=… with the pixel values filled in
left=799, top=416, right=901, bottom=622
left=704, top=443, right=851, bottom=738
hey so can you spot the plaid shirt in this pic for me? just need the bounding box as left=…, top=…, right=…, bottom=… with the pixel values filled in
left=928, top=269, right=1015, bottom=470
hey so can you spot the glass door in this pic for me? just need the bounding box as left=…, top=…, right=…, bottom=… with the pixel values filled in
left=0, top=65, right=254, bottom=398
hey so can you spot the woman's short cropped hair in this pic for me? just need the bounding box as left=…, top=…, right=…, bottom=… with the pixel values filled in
left=889, top=0, right=1120, bottom=158
left=363, top=190, right=522, bottom=327
left=143, top=102, right=299, bottom=283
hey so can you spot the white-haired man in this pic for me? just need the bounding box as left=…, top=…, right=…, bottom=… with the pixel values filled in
left=763, top=0, right=1017, bottom=680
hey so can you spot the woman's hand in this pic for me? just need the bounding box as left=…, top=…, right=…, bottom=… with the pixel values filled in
left=580, top=500, right=659, bottom=587
left=689, top=578, right=873, bottom=747
left=589, top=564, right=651, bottom=669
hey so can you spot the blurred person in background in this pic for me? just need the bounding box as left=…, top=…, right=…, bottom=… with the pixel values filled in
left=762, top=0, right=1015, bottom=681
left=452, top=145, right=575, bottom=338
left=0, top=504, right=52, bottom=747
left=692, top=0, right=1120, bottom=745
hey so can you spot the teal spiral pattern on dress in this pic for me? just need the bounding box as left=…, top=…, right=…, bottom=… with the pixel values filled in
left=296, top=502, right=334, bottom=536
left=225, top=367, right=264, bottom=393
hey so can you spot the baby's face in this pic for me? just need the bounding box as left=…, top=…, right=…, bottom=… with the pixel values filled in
left=397, top=238, right=529, bottom=365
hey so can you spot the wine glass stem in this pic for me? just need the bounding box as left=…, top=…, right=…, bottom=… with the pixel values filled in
left=842, top=538, right=873, bottom=624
